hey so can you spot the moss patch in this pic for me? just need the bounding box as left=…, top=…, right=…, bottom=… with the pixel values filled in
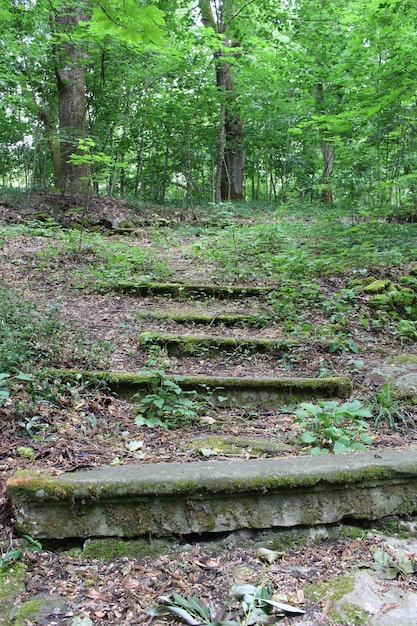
left=305, top=573, right=369, bottom=625
left=187, top=434, right=291, bottom=456
left=363, top=279, right=392, bottom=293
left=81, top=537, right=177, bottom=559
left=10, top=597, right=69, bottom=626
left=0, top=563, right=26, bottom=624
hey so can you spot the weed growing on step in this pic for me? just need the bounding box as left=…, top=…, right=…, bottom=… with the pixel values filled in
left=0, top=535, right=42, bottom=570
left=133, top=371, right=202, bottom=428
left=372, top=383, right=415, bottom=430
left=294, top=400, right=374, bottom=455
left=146, top=583, right=305, bottom=625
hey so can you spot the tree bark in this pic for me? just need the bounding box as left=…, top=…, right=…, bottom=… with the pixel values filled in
left=316, top=83, right=334, bottom=204
left=199, top=0, right=244, bottom=201
left=53, top=5, right=89, bottom=193
left=320, top=140, right=334, bottom=204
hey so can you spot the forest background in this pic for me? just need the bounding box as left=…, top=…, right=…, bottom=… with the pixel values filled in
left=1, top=0, right=417, bottom=214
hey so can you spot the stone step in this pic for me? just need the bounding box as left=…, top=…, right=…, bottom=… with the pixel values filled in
left=107, top=281, right=272, bottom=300
left=138, top=331, right=296, bottom=356
left=7, top=449, right=417, bottom=540
left=136, top=310, right=268, bottom=326
left=47, top=369, right=352, bottom=405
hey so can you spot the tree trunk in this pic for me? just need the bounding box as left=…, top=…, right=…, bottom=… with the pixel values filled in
left=199, top=0, right=244, bottom=202
left=320, top=140, right=334, bottom=204
left=315, top=83, right=334, bottom=204
left=54, top=5, right=89, bottom=193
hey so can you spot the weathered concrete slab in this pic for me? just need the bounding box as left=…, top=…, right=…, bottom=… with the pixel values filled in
left=139, top=332, right=296, bottom=356
left=7, top=449, right=417, bottom=540
left=47, top=369, right=353, bottom=405
left=110, top=281, right=272, bottom=300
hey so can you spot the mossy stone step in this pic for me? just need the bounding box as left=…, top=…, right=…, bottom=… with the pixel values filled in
left=47, top=369, right=352, bottom=405
left=107, top=281, right=272, bottom=300
left=7, top=449, right=417, bottom=539
left=138, top=332, right=294, bottom=356
left=136, top=310, right=270, bottom=327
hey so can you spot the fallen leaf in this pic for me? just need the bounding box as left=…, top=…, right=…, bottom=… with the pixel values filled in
left=255, top=547, right=285, bottom=563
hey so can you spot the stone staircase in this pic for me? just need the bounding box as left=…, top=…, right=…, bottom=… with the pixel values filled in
left=6, top=280, right=417, bottom=540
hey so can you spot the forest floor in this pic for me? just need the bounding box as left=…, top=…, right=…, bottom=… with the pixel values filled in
left=1, top=192, right=417, bottom=625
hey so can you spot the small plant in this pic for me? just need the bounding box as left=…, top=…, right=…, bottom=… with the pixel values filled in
left=372, top=383, right=415, bottom=430
left=146, top=593, right=236, bottom=625
left=396, top=319, right=417, bottom=343
left=367, top=547, right=416, bottom=580
left=0, top=372, right=34, bottom=407
left=0, top=535, right=42, bottom=569
left=294, top=400, right=373, bottom=455
left=133, top=371, right=201, bottom=428
left=146, top=583, right=305, bottom=625
left=327, top=336, right=359, bottom=354
left=18, top=414, right=53, bottom=440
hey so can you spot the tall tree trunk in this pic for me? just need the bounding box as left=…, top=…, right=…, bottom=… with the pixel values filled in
left=53, top=5, right=89, bottom=193
left=159, top=144, right=170, bottom=203
left=320, top=140, right=334, bottom=204
left=316, top=83, right=334, bottom=204
left=199, top=0, right=244, bottom=201
left=36, top=108, right=61, bottom=189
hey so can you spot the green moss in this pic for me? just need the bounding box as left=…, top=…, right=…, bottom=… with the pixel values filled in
left=45, top=367, right=352, bottom=401
left=305, top=573, right=369, bottom=625
left=136, top=310, right=260, bottom=326
left=390, top=354, right=417, bottom=364
left=111, top=281, right=271, bottom=300
left=7, top=470, right=75, bottom=503
left=0, top=563, right=26, bottom=624
left=400, top=275, right=417, bottom=290
left=12, top=599, right=46, bottom=625
left=82, top=537, right=172, bottom=559
left=138, top=332, right=291, bottom=356
left=363, top=279, right=391, bottom=294
left=16, top=446, right=35, bottom=460
left=11, top=598, right=69, bottom=626
left=368, top=293, right=392, bottom=309
left=187, top=434, right=290, bottom=456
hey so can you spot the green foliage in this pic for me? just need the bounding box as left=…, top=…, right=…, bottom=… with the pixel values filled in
left=0, top=286, right=64, bottom=372
left=146, top=583, right=305, bottom=625
left=36, top=229, right=170, bottom=289
left=133, top=371, right=201, bottom=428
left=0, top=372, right=34, bottom=408
left=372, top=383, right=415, bottom=430
left=69, top=138, right=128, bottom=186
left=294, top=400, right=374, bottom=455
left=396, top=319, right=417, bottom=343
left=0, top=283, right=110, bottom=371
left=0, top=536, right=42, bottom=570
left=85, top=0, right=166, bottom=44
left=193, top=214, right=417, bottom=284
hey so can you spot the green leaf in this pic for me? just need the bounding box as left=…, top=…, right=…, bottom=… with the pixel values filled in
left=333, top=440, right=351, bottom=454
left=299, top=431, right=316, bottom=443
left=262, top=598, right=305, bottom=614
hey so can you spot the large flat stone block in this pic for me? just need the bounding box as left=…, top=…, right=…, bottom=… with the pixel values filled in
left=7, top=449, right=417, bottom=540
left=47, top=369, right=353, bottom=405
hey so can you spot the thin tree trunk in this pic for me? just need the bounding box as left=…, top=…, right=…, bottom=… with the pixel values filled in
left=320, top=140, right=334, bottom=204
left=216, top=100, right=226, bottom=202
left=159, top=144, right=170, bottom=203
